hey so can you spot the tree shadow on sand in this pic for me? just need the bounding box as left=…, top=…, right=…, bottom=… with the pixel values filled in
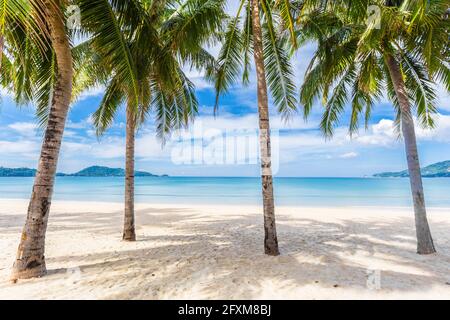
left=2, top=206, right=450, bottom=299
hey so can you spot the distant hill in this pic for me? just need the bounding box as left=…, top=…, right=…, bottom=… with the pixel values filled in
left=0, top=166, right=163, bottom=177
left=374, top=160, right=450, bottom=178
left=0, top=167, right=37, bottom=177
left=71, top=166, right=157, bottom=177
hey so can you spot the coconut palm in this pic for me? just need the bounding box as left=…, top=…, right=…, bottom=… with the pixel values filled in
left=4, top=0, right=76, bottom=280
left=299, top=0, right=449, bottom=254
left=78, top=0, right=224, bottom=241
left=7, top=0, right=164, bottom=280
left=211, top=0, right=298, bottom=255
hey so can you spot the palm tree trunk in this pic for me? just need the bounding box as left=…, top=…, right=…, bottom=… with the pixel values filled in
left=123, top=100, right=136, bottom=241
left=11, top=0, right=73, bottom=280
left=251, top=0, right=279, bottom=256
left=385, top=54, right=436, bottom=255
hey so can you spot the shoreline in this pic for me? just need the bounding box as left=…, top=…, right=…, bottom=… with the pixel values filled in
left=0, top=199, right=449, bottom=299
left=2, top=198, right=450, bottom=211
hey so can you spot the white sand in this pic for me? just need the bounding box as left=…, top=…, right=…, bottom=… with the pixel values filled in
left=0, top=198, right=449, bottom=300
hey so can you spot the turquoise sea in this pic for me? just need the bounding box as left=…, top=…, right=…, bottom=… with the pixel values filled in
left=0, top=176, right=449, bottom=207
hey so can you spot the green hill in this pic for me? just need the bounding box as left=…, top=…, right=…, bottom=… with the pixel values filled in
left=0, top=166, right=162, bottom=177
left=0, top=167, right=37, bottom=177
left=71, top=166, right=157, bottom=177
left=374, top=160, right=450, bottom=177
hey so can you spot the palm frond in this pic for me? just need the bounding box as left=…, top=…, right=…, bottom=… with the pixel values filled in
left=92, top=76, right=125, bottom=135
left=261, top=20, right=297, bottom=118
left=78, top=0, right=139, bottom=107
left=210, top=11, right=245, bottom=112
left=274, top=0, right=298, bottom=48
left=400, top=50, right=438, bottom=128
left=320, top=65, right=356, bottom=137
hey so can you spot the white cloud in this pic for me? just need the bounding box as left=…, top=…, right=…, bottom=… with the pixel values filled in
left=339, top=152, right=359, bottom=159
left=0, top=87, right=14, bottom=98
left=182, top=69, right=213, bottom=90
left=437, top=84, right=450, bottom=111
left=8, top=122, right=38, bottom=136
left=270, top=114, right=450, bottom=164
left=136, top=134, right=168, bottom=160
left=353, top=119, right=397, bottom=146
left=76, top=85, right=105, bottom=101
left=177, top=113, right=318, bottom=134
left=66, top=117, right=92, bottom=129
left=0, top=140, right=40, bottom=157
left=3, top=107, right=450, bottom=175
left=343, top=114, right=450, bottom=147
left=416, top=114, right=450, bottom=142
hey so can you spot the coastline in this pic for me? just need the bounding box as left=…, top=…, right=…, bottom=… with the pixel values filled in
left=2, top=197, right=450, bottom=210
left=0, top=199, right=449, bottom=299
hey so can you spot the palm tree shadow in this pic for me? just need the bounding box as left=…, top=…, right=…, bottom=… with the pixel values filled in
left=30, top=207, right=450, bottom=298
left=2, top=206, right=449, bottom=299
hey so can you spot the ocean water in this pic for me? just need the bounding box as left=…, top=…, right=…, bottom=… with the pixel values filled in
left=0, top=176, right=449, bottom=208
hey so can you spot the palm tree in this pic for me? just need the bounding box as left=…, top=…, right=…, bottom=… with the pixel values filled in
left=299, top=0, right=449, bottom=254
left=211, top=0, right=298, bottom=255
left=6, top=0, right=75, bottom=280
left=78, top=0, right=223, bottom=241
left=7, top=0, right=165, bottom=280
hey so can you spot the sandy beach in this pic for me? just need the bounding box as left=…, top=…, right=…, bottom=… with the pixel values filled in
left=0, top=198, right=449, bottom=299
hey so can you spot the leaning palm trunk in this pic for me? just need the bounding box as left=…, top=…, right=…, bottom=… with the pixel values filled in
left=251, top=0, right=279, bottom=256
left=123, top=100, right=136, bottom=241
left=11, top=0, right=73, bottom=280
left=385, top=54, right=436, bottom=254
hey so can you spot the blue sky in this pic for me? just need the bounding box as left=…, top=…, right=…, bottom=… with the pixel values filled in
left=0, top=3, right=449, bottom=177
